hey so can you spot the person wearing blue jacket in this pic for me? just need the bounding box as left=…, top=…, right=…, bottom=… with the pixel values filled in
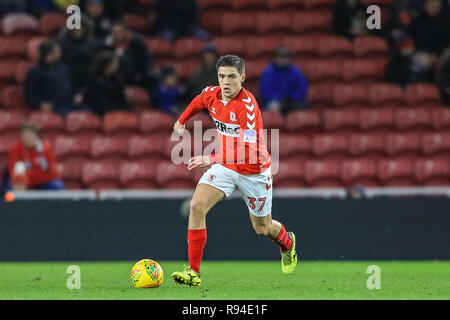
left=259, top=46, right=309, bottom=114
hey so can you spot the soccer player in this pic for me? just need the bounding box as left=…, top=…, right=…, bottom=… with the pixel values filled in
left=171, top=55, right=297, bottom=287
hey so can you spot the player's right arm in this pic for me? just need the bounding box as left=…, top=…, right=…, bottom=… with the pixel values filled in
left=173, top=93, right=207, bottom=135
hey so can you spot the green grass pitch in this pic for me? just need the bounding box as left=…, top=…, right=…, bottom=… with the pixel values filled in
left=0, top=261, right=448, bottom=300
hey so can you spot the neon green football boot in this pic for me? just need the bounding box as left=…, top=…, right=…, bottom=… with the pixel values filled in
left=171, top=265, right=202, bottom=287
left=281, top=232, right=298, bottom=275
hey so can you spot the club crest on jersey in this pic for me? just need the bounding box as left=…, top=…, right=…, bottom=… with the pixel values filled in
left=212, top=117, right=240, bottom=137
left=207, top=174, right=216, bottom=182
left=211, top=107, right=216, bottom=114
left=230, top=112, right=237, bottom=122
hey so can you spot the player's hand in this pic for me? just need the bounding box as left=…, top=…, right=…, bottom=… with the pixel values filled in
left=173, top=120, right=185, bottom=135
left=187, top=156, right=211, bottom=171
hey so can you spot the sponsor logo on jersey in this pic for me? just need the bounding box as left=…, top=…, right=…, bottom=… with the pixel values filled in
left=212, top=117, right=240, bottom=137
left=243, top=129, right=257, bottom=143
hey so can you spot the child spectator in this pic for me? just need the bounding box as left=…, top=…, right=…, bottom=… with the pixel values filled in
left=154, top=67, right=185, bottom=115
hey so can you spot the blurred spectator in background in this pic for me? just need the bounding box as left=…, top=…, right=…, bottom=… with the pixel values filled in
left=8, top=122, right=64, bottom=191
left=437, top=48, right=450, bottom=106
left=80, top=0, right=140, bottom=20
left=347, top=186, right=367, bottom=199
left=52, top=0, right=79, bottom=11
left=0, top=0, right=26, bottom=17
left=259, top=46, right=309, bottom=114
left=58, top=14, right=100, bottom=87
left=84, top=51, right=130, bottom=116
left=25, top=40, right=84, bottom=116
left=409, top=0, right=450, bottom=56
left=154, top=67, right=185, bottom=115
left=186, top=44, right=219, bottom=101
left=332, top=0, right=367, bottom=39
left=385, top=34, right=415, bottom=86
left=105, top=21, right=156, bottom=91
left=384, top=0, right=416, bottom=45
left=154, top=0, right=208, bottom=42
left=83, top=0, right=112, bottom=41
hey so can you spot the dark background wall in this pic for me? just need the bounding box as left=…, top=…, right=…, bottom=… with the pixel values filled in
left=0, top=198, right=449, bottom=261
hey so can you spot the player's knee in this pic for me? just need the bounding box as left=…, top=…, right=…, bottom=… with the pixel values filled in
left=253, top=223, right=270, bottom=237
left=189, top=199, right=208, bottom=218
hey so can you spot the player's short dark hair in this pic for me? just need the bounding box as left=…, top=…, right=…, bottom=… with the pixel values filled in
left=216, top=55, right=245, bottom=75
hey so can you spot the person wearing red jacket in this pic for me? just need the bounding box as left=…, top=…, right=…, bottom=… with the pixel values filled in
left=8, top=122, right=64, bottom=191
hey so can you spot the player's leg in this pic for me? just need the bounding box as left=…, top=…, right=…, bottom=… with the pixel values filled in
left=239, top=168, right=297, bottom=274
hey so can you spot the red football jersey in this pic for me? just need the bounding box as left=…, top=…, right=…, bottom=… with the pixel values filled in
left=8, top=139, right=60, bottom=187
left=179, top=86, right=271, bottom=175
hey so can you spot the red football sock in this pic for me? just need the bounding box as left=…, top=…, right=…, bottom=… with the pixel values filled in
left=187, top=228, right=207, bottom=274
left=273, top=224, right=292, bottom=252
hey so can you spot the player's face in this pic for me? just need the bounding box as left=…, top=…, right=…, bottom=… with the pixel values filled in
left=217, top=66, right=245, bottom=101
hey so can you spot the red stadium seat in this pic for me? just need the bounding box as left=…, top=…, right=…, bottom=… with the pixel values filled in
left=431, top=108, right=450, bottom=130
left=39, top=12, right=67, bottom=35
left=233, top=0, right=268, bottom=10
left=278, top=133, right=312, bottom=161
left=341, top=59, right=384, bottom=82
left=173, top=38, right=206, bottom=59
left=146, top=37, right=173, bottom=58
left=312, top=134, right=348, bottom=159
left=211, top=36, right=246, bottom=57
left=103, top=111, right=138, bottom=137
left=65, top=111, right=101, bottom=136
left=201, top=10, right=226, bottom=34
left=285, top=110, right=322, bottom=134
left=306, top=82, right=335, bottom=108
left=28, top=111, right=65, bottom=138
left=369, top=83, right=405, bottom=107
left=90, top=136, right=128, bottom=161
left=292, top=11, right=332, bottom=35
left=155, top=161, right=195, bottom=189
left=405, top=83, right=441, bottom=105
left=414, top=158, right=450, bottom=186
left=394, top=107, right=432, bottom=132
left=384, top=133, right=422, bottom=159
left=353, top=36, right=389, bottom=58
left=128, top=135, right=165, bottom=162
left=125, top=86, right=150, bottom=107
left=82, top=161, right=120, bottom=190
left=304, top=59, right=342, bottom=83
left=54, top=135, right=91, bottom=161
left=421, top=132, right=450, bottom=158
left=221, top=12, right=258, bottom=34
left=322, top=109, right=359, bottom=132
left=256, top=12, right=292, bottom=34
left=139, top=111, right=174, bottom=134
left=0, top=110, right=26, bottom=135
left=15, top=60, right=34, bottom=84
left=341, top=159, right=379, bottom=187
left=282, top=36, right=317, bottom=59
left=1, top=13, right=39, bottom=36
left=316, top=36, right=353, bottom=58
left=273, top=160, right=306, bottom=188
left=304, top=160, right=342, bottom=187
left=359, top=108, right=394, bottom=132
left=245, top=59, right=269, bottom=80
left=304, top=0, right=337, bottom=10
left=333, top=84, right=369, bottom=107
left=119, top=160, right=158, bottom=189
left=172, top=60, right=201, bottom=80
left=1, top=85, right=28, bottom=109
left=245, top=36, right=281, bottom=58
left=261, top=110, right=285, bottom=131
left=268, top=0, right=306, bottom=10
left=57, top=159, right=83, bottom=190
left=0, top=60, right=20, bottom=82
left=0, top=36, right=28, bottom=58
left=378, top=159, right=415, bottom=186
left=348, top=133, right=386, bottom=159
